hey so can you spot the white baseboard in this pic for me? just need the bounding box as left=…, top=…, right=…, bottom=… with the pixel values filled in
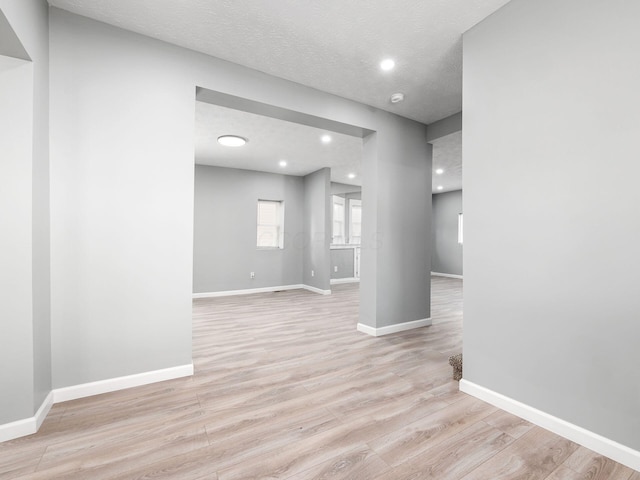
left=193, top=284, right=331, bottom=298
left=1, top=364, right=194, bottom=444
left=330, top=277, right=360, bottom=285
left=193, top=284, right=304, bottom=298
left=35, top=391, right=54, bottom=430
left=0, top=391, right=54, bottom=443
left=0, top=416, right=36, bottom=444
left=53, top=363, right=194, bottom=403
left=431, top=272, right=463, bottom=279
left=302, top=284, right=331, bottom=295
left=357, top=317, right=432, bottom=337
left=459, top=379, right=640, bottom=472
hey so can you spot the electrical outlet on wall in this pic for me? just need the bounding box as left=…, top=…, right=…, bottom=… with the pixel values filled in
left=250, top=272, right=255, bottom=279
left=311, top=270, right=315, bottom=277
left=334, top=266, right=338, bottom=272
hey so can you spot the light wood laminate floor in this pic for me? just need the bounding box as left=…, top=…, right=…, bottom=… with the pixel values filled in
left=2, top=277, right=637, bottom=479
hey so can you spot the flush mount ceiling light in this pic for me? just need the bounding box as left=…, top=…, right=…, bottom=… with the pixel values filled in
left=279, top=160, right=287, bottom=167
left=348, top=173, right=356, bottom=179
left=321, top=135, right=332, bottom=144
left=217, top=135, right=247, bottom=147
left=437, top=185, right=444, bottom=191
left=435, top=168, right=444, bottom=175
left=380, top=58, right=395, bottom=71
left=390, top=92, right=405, bottom=104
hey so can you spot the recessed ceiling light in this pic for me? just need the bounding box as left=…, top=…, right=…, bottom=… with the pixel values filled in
left=217, top=135, right=247, bottom=147
left=380, top=58, right=395, bottom=71
left=390, top=92, right=404, bottom=104
left=321, top=135, right=332, bottom=144
left=279, top=160, right=287, bottom=167
left=348, top=173, right=356, bottom=179
left=435, top=168, right=444, bottom=175
left=437, top=185, right=444, bottom=191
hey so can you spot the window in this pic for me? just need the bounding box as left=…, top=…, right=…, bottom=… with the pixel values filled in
left=458, top=213, right=463, bottom=244
left=332, top=195, right=345, bottom=244
left=257, top=200, right=284, bottom=248
left=349, top=199, right=362, bottom=244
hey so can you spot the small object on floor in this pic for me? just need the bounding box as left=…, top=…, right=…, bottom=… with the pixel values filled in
left=449, top=353, right=463, bottom=381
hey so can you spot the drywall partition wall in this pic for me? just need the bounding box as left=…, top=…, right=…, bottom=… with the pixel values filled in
left=0, top=9, right=29, bottom=60
left=359, top=119, right=432, bottom=332
left=193, top=165, right=304, bottom=293
left=0, top=0, right=50, bottom=424
left=49, top=7, right=431, bottom=389
left=425, top=111, right=462, bottom=143
left=432, top=190, right=462, bottom=276
left=303, top=168, right=331, bottom=292
left=463, top=0, right=640, bottom=457
left=50, top=9, right=195, bottom=388
left=330, top=248, right=355, bottom=280
left=0, top=54, right=34, bottom=425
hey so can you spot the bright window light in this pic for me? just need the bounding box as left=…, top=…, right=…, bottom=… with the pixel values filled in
left=257, top=200, right=284, bottom=248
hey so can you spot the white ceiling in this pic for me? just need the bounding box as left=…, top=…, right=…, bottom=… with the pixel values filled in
left=48, top=0, right=511, bottom=125
left=49, top=0, right=480, bottom=191
left=196, top=101, right=462, bottom=192
left=195, top=101, right=363, bottom=186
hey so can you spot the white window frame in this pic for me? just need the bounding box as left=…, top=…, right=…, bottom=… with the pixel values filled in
left=257, top=199, right=284, bottom=249
left=332, top=195, right=346, bottom=245
left=348, top=198, right=362, bottom=245
left=458, top=213, right=463, bottom=245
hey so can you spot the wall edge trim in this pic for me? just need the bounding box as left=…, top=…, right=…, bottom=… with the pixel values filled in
left=330, top=277, right=360, bottom=285
left=53, top=363, right=194, bottom=403
left=0, top=391, right=54, bottom=443
left=431, top=272, right=463, bottom=279
left=302, top=285, right=332, bottom=295
left=459, top=379, right=640, bottom=472
left=193, top=285, right=332, bottom=298
left=34, top=391, right=54, bottom=430
left=193, top=285, right=305, bottom=298
left=357, top=317, right=432, bottom=337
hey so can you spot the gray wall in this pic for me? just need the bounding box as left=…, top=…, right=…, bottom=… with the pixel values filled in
left=330, top=248, right=355, bottom=279
left=464, top=0, right=640, bottom=451
left=47, top=7, right=430, bottom=392
left=0, top=0, right=51, bottom=425
left=426, top=112, right=462, bottom=143
left=360, top=121, right=432, bottom=329
left=0, top=54, right=34, bottom=425
left=303, top=168, right=331, bottom=291
left=432, top=190, right=462, bottom=276
left=193, top=165, right=304, bottom=293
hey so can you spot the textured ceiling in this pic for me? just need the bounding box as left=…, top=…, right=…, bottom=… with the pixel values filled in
left=196, top=101, right=461, bottom=193
left=195, top=102, right=363, bottom=186
left=431, top=131, right=462, bottom=193
left=48, top=0, right=511, bottom=125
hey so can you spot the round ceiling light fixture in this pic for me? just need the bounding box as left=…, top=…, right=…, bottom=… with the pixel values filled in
left=436, top=185, right=444, bottom=191
left=435, top=168, right=444, bottom=175
left=380, top=58, right=395, bottom=71
left=279, top=160, right=287, bottom=167
left=321, top=135, right=332, bottom=144
left=217, top=135, right=247, bottom=147
left=390, top=92, right=405, bottom=104
left=348, top=173, right=356, bottom=179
